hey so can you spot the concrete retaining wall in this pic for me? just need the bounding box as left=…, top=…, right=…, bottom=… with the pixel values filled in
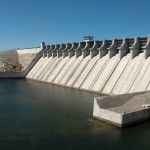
left=0, top=43, right=44, bottom=78
left=93, top=92, right=150, bottom=127
left=0, top=52, right=42, bottom=78
left=17, top=47, right=41, bottom=71
left=93, top=97, right=123, bottom=125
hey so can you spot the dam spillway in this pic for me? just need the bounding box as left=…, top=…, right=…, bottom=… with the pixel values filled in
left=1, top=36, right=150, bottom=127
left=26, top=36, right=150, bottom=95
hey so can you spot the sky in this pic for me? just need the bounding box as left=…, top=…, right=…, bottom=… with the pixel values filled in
left=0, top=0, right=150, bottom=50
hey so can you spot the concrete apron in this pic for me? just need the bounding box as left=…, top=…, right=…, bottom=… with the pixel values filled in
left=93, top=92, right=150, bottom=127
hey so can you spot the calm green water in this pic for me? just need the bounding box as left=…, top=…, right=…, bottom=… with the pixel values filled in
left=0, top=79, right=150, bottom=150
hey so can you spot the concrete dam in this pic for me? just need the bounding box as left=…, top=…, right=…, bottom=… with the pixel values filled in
left=27, top=36, right=150, bottom=95
left=1, top=35, right=150, bottom=127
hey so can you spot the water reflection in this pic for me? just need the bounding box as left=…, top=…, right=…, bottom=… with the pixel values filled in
left=0, top=79, right=150, bottom=150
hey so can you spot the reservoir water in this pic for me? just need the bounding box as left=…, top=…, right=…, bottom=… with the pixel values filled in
left=0, top=79, right=150, bottom=150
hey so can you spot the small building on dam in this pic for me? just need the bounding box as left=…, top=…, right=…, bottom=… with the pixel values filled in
left=0, top=35, right=150, bottom=127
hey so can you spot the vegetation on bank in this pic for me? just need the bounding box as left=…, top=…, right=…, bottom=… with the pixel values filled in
left=2, top=58, right=22, bottom=72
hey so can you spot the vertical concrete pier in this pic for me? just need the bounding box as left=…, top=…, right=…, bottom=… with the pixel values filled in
left=47, top=45, right=55, bottom=58
left=43, top=45, right=50, bottom=57
left=81, top=41, right=91, bottom=59
left=68, top=43, right=77, bottom=58
left=52, top=44, right=59, bottom=58
left=99, top=40, right=108, bottom=58
left=75, top=42, right=85, bottom=58
left=119, top=38, right=129, bottom=59
left=144, top=36, right=150, bottom=59
left=62, top=43, right=71, bottom=58
left=131, top=37, right=140, bottom=59
left=57, top=44, right=65, bottom=58
left=108, top=39, right=118, bottom=59
left=90, top=41, right=101, bottom=59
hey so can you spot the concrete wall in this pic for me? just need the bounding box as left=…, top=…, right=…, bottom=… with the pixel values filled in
left=0, top=47, right=41, bottom=71
left=17, top=47, right=41, bottom=70
left=0, top=53, right=42, bottom=78
left=0, top=44, right=43, bottom=78
left=93, top=97, right=123, bottom=125
left=26, top=36, right=150, bottom=95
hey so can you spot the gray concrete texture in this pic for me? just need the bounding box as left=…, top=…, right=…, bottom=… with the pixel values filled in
left=0, top=47, right=41, bottom=71
left=93, top=91, right=150, bottom=127
left=95, top=92, right=150, bottom=113
left=27, top=36, right=150, bottom=95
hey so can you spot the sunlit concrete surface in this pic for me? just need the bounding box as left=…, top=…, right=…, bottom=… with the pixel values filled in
left=93, top=92, right=150, bottom=127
